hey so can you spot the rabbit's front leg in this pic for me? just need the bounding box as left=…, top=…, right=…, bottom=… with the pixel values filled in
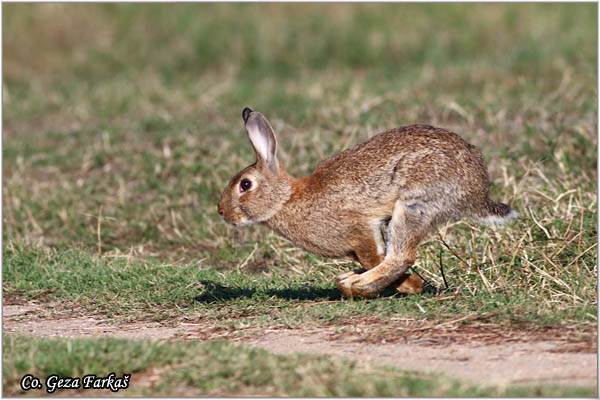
left=334, top=220, right=386, bottom=285
left=337, top=200, right=430, bottom=298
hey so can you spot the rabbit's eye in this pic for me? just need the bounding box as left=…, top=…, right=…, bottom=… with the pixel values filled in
left=240, top=178, right=252, bottom=192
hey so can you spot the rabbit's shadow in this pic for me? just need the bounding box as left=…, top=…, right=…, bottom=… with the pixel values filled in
left=193, top=280, right=343, bottom=303
left=192, top=280, right=438, bottom=303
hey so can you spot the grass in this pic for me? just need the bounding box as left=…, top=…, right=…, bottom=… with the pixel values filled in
left=3, top=334, right=596, bottom=397
left=3, top=3, right=598, bottom=397
left=3, top=241, right=597, bottom=334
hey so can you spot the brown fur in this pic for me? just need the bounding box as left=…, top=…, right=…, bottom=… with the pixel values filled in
left=218, top=109, right=515, bottom=298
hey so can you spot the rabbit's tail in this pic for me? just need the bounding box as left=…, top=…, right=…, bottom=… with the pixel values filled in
left=477, top=200, right=518, bottom=226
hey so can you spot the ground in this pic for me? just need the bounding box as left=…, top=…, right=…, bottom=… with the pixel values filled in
left=3, top=297, right=597, bottom=395
left=3, top=3, right=597, bottom=397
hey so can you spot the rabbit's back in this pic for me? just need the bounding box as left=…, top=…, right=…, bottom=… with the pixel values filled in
left=307, top=125, right=490, bottom=216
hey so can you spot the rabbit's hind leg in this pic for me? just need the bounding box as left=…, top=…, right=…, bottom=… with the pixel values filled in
left=335, top=217, right=421, bottom=293
left=337, top=200, right=431, bottom=298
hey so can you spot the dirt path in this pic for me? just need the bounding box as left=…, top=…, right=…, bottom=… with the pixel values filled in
left=246, top=329, right=596, bottom=387
left=3, top=304, right=597, bottom=388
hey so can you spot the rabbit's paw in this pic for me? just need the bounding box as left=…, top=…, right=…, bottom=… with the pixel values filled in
left=336, top=272, right=378, bottom=298
left=335, top=267, right=367, bottom=283
left=392, top=274, right=423, bottom=295
left=335, top=270, right=359, bottom=283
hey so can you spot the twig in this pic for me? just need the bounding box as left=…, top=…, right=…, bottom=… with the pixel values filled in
left=528, top=206, right=552, bottom=239
left=439, top=246, right=449, bottom=290
left=408, top=265, right=430, bottom=288
left=562, top=242, right=597, bottom=272
left=438, top=235, right=475, bottom=272
left=507, top=231, right=528, bottom=276
left=238, top=243, right=258, bottom=271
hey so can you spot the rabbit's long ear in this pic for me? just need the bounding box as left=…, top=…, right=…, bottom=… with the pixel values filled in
left=243, top=108, right=279, bottom=174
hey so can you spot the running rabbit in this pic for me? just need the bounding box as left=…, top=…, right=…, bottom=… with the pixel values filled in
left=217, top=108, right=516, bottom=298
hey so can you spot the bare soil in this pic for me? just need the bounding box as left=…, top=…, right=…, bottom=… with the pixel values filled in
left=3, top=304, right=597, bottom=388
left=245, top=329, right=597, bottom=387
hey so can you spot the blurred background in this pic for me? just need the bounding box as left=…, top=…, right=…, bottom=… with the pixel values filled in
left=3, top=3, right=597, bottom=268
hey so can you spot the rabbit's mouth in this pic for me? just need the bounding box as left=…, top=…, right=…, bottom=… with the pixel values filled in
left=228, top=213, right=253, bottom=227
left=220, top=211, right=252, bottom=227
left=231, top=220, right=253, bottom=227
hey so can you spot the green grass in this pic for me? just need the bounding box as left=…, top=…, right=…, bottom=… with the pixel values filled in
left=3, top=242, right=596, bottom=331
left=3, top=3, right=597, bottom=397
left=3, top=334, right=596, bottom=397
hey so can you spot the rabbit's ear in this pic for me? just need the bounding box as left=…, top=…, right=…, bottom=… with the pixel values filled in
left=243, top=109, right=279, bottom=174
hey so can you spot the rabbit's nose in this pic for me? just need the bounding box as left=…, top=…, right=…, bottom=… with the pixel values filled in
left=217, top=204, right=224, bottom=217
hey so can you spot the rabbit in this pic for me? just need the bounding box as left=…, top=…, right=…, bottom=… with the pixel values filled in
left=217, top=107, right=517, bottom=298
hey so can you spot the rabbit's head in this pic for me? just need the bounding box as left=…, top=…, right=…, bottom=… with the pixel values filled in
left=217, top=108, right=292, bottom=226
